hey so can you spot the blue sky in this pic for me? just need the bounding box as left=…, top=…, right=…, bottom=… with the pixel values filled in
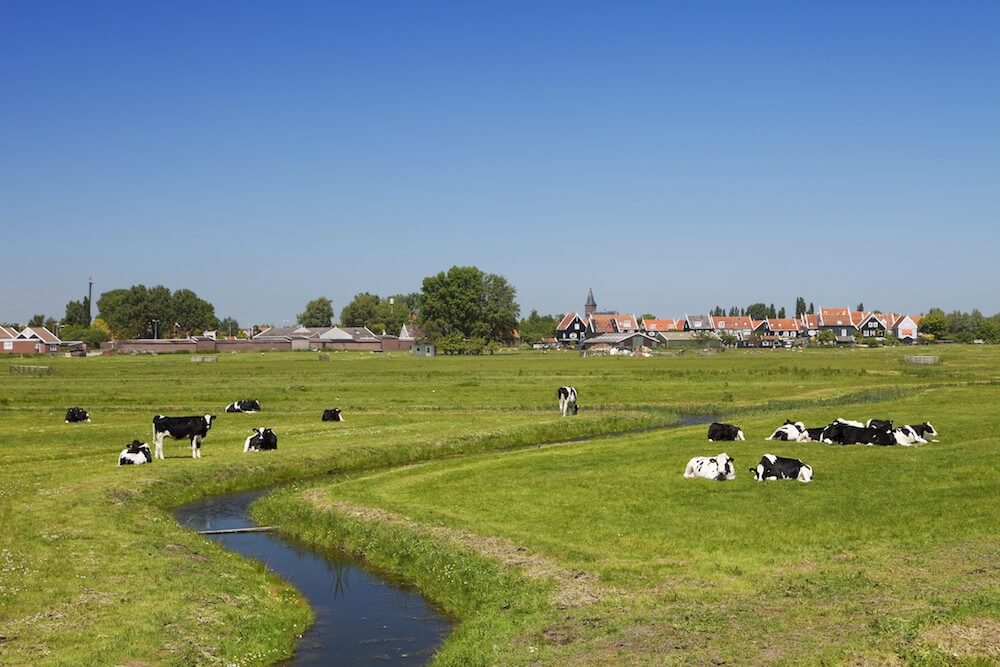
left=2, top=1, right=998, bottom=325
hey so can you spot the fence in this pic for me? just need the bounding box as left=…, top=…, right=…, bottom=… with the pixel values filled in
left=9, top=364, right=53, bottom=375
left=904, top=355, right=939, bottom=365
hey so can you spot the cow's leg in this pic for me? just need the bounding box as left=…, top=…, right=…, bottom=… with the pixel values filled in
left=191, top=436, right=198, bottom=458
left=154, top=434, right=164, bottom=460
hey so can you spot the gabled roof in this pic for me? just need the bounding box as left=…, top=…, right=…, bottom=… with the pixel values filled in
left=685, top=315, right=712, bottom=331
left=642, top=318, right=679, bottom=332
left=800, top=314, right=820, bottom=329
left=0, top=325, right=19, bottom=340
left=589, top=313, right=638, bottom=334
left=583, top=332, right=658, bottom=345
left=254, top=325, right=327, bottom=340
left=17, top=326, right=61, bottom=344
left=340, top=327, right=380, bottom=342
left=819, top=307, right=854, bottom=327
left=556, top=312, right=584, bottom=331
left=850, top=311, right=867, bottom=326
left=710, top=316, right=753, bottom=330
left=764, top=318, right=801, bottom=332
left=399, top=323, right=424, bottom=340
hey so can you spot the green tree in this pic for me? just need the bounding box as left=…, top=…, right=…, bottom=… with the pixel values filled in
left=746, top=303, right=769, bottom=320
left=28, top=314, right=45, bottom=327
left=60, top=324, right=109, bottom=348
left=298, top=297, right=334, bottom=327
left=340, top=292, right=382, bottom=328
left=640, top=313, right=656, bottom=322
left=856, top=302, right=865, bottom=312
left=217, top=317, right=240, bottom=337
left=777, top=307, right=786, bottom=319
left=518, top=310, right=559, bottom=345
left=767, top=304, right=777, bottom=319
left=920, top=308, right=948, bottom=339
left=976, top=318, right=999, bottom=343
left=817, top=329, right=835, bottom=344
left=419, top=266, right=519, bottom=344
left=808, top=302, right=815, bottom=314
left=172, top=288, right=217, bottom=334
left=64, top=298, right=91, bottom=327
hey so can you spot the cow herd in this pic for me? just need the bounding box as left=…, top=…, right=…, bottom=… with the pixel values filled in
left=61, top=400, right=346, bottom=465
left=686, top=416, right=939, bottom=483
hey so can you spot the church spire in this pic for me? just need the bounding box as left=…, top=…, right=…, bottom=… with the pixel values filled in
left=585, top=288, right=597, bottom=317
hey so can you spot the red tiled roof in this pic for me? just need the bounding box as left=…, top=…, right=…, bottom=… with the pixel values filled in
left=589, top=313, right=637, bottom=334
left=556, top=312, right=582, bottom=331
left=800, top=314, right=820, bottom=328
left=642, top=318, right=678, bottom=331
left=850, top=311, right=867, bottom=326
left=710, top=316, right=753, bottom=330
left=820, top=307, right=853, bottom=326
left=766, top=318, right=801, bottom=331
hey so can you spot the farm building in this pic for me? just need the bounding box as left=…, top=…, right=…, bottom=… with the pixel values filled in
left=555, top=312, right=588, bottom=345
left=1, top=326, right=62, bottom=354
left=581, top=332, right=659, bottom=353
left=653, top=330, right=723, bottom=349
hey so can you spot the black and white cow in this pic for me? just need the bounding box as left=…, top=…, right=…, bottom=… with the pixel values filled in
left=65, top=407, right=91, bottom=423
left=834, top=417, right=865, bottom=428
left=118, top=440, right=152, bottom=466
left=906, top=422, right=939, bottom=442
left=557, top=386, right=578, bottom=416
left=243, top=427, right=278, bottom=452
left=820, top=422, right=895, bottom=446
left=707, top=422, right=745, bottom=442
left=152, top=414, right=216, bottom=459
left=766, top=420, right=809, bottom=442
left=684, top=453, right=736, bottom=481
left=804, top=427, right=826, bottom=442
left=750, top=454, right=813, bottom=482
left=321, top=408, right=344, bottom=422
left=225, top=399, right=261, bottom=413
left=866, top=418, right=893, bottom=431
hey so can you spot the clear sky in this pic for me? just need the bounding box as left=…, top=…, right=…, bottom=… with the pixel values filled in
left=2, top=1, right=998, bottom=325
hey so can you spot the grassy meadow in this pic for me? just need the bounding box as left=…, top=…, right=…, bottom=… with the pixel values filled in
left=1, top=347, right=998, bottom=665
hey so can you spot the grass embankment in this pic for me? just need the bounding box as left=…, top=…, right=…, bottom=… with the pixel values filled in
left=259, top=348, right=1000, bottom=665
left=1, top=348, right=997, bottom=665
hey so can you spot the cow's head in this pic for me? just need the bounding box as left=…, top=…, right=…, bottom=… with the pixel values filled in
left=204, top=414, right=217, bottom=428
left=748, top=465, right=763, bottom=481
left=715, top=454, right=735, bottom=481
left=571, top=404, right=579, bottom=415
left=922, top=422, right=938, bottom=437
left=797, top=463, right=814, bottom=483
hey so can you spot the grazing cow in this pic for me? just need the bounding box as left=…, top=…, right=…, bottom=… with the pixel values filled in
left=557, top=386, right=579, bottom=416
left=684, top=453, right=736, bottom=481
left=321, top=408, right=344, bottom=422
left=244, top=427, right=278, bottom=452
left=152, top=414, right=216, bottom=459
left=766, top=420, right=809, bottom=442
left=750, top=454, right=813, bottom=482
left=707, top=422, right=745, bottom=442
left=118, top=440, right=152, bottom=466
left=225, top=399, right=261, bottom=413
left=821, top=422, right=895, bottom=446
left=65, top=407, right=91, bottom=423
left=866, top=418, right=893, bottom=431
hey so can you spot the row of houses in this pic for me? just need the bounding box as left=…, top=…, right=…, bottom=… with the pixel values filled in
left=0, top=325, right=64, bottom=354
left=554, top=291, right=922, bottom=349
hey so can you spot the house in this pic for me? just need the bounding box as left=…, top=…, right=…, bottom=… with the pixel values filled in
left=588, top=312, right=640, bottom=336
left=709, top=316, right=755, bottom=342
left=858, top=312, right=898, bottom=339
left=555, top=312, right=588, bottom=346
left=318, top=326, right=382, bottom=351
left=399, top=323, right=424, bottom=344
left=653, top=330, right=723, bottom=349
left=684, top=315, right=713, bottom=332
left=819, top=307, right=857, bottom=344
left=641, top=319, right=682, bottom=333
left=892, top=315, right=921, bottom=343
left=0, top=326, right=41, bottom=354
left=581, top=332, right=659, bottom=352
left=10, top=326, right=62, bottom=353
left=799, top=314, right=820, bottom=339
left=753, top=319, right=801, bottom=347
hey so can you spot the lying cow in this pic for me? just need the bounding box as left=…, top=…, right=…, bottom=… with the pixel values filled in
left=557, top=386, right=579, bottom=416
left=906, top=422, right=939, bottom=442
left=322, top=408, right=344, bottom=422
left=804, top=427, right=826, bottom=442
left=835, top=417, right=865, bottom=428
left=152, top=414, right=216, bottom=459
left=244, top=427, right=278, bottom=452
left=750, top=454, right=813, bottom=482
left=118, top=440, right=152, bottom=466
left=766, top=420, right=809, bottom=442
left=707, top=422, right=745, bottom=441
left=893, top=422, right=939, bottom=445
left=866, top=418, right=893, bottom=431
left=684, top=453, right=736, bottom=481
left=821, top=422, right=895, bottom=446
left=65, top=407, right=91, bottom=423
left=225, top=399, right=261, bottom=413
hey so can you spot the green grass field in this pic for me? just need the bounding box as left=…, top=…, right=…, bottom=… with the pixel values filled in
left=1, top=348, right=998, bottom=665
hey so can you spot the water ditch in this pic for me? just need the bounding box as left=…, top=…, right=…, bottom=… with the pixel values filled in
left=175, top=491, right=451, bottom=666
left=172, top=415, right=719, bottom=665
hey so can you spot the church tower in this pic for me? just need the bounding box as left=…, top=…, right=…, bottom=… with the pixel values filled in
left=585, top=288, right=597, bottom=318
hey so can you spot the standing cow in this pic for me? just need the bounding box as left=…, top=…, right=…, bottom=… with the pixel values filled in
left=557, top=386, right=578, bottom=416
left=152, top=414, right=216, bottom=459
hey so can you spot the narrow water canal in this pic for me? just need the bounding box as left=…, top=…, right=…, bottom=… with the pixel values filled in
left=174, top=490, right=451, bottom=666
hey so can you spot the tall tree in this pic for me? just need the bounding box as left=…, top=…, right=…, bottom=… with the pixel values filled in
left=746, top=303, right=768, bottom=320
left=298, top=297, right=334, bottom=327
left=64, top=298, right=91, bottom=327
left=778, top=307, right=786, bottom=319
left=795, top=297, right=807, bottom=317
left=217, top=317, right=240, bottom=337
left=28, top=314, right=45, bottom=327
left=340, top=292, right=382, bottom=328
left=768, top=303, right=777, bottom=319
left=856, top=302, right=865, bottom=312
left=172, top=288, right=217, bottom=333
left=919, top=308, right=948, bottom=339
left=97, top=284, right=215, bottom=338
left=419, top=265, right=519, bottom=343
left=808, top=302, right=815, bottom=314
